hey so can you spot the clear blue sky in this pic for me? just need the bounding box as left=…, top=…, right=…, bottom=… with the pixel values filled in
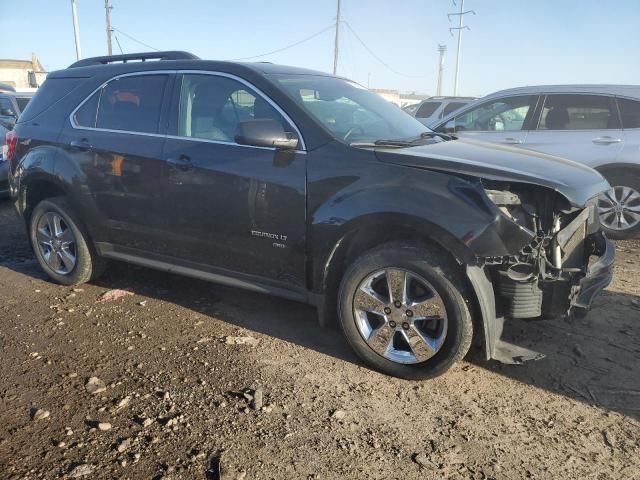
left=1, top=0, right=639, bottom=96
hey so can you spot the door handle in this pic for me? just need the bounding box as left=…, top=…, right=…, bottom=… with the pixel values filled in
left=69, top=139, right=92, bottom=152
left=167, top=154, right=192, bottom=171
left=592, top=136, right=622, bottom=145
left=502, top=137, right=523, bottom=145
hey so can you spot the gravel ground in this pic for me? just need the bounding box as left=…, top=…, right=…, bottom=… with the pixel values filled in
left=0, top=200, right=638, bottom=480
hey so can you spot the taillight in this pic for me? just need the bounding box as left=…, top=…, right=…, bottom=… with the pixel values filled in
left=5, top=130, right=17, bottom=164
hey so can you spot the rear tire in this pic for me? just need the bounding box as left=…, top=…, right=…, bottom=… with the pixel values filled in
left=29, top=197, right=106, bottom=285
left=338, top=243, right=473, bottom=380
left=598, top=171, right=640, bottom=240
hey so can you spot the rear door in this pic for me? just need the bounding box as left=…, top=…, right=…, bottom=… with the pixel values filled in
left=59, top=72, right=174, bottom=253
left=447, top=95, right=538, bottom=146
left=159, top=72, right=307, bottom=288
left=523, top=94, right=624, bottom=168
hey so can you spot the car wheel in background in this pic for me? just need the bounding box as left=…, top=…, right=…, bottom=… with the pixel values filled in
left=598, top=171, right=640, bottom=240
left=338, top=243, right=473, bottom=380
left=29, top=197, right=106, bottom=285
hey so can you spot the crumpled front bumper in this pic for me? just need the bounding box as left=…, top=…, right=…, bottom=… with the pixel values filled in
left=466, top=229, right=615, bottom=365
left=570, top=231, right=615, bottom=316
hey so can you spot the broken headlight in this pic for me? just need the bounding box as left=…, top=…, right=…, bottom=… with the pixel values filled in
left=484, top=186, right=537, bottom=233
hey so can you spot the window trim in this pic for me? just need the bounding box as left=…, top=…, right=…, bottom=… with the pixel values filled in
left=615, top=95, right=640, bottom=131
left=449, top=94, right=539, bottom=133
left=69, top=69, right=307, bottom=153
left=534, top=93, right=622, bottom=132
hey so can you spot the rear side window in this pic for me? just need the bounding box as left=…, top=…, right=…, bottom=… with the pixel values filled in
left=416, top=101, right=441, bottom=118
left=617, top=97, right=640, bottom=129
left=96, top=75, right=168, bottom=133
left=74, top=92, right=99, bottom=127
left=538, top=94, right=619, bottom=130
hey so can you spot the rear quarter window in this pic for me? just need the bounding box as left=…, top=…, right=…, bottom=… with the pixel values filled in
left=18, top=77, right=85, bottom=123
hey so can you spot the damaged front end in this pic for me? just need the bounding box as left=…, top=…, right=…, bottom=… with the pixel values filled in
left=467, top=180, right=615, bottom=364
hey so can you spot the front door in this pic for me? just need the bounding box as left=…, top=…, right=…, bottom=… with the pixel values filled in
left=160, top=72, right=307, bottom=288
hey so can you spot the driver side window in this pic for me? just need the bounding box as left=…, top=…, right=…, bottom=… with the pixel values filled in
left=454, top=95, right=535, bottom=132
left=178, top=74, right=294, bottom=143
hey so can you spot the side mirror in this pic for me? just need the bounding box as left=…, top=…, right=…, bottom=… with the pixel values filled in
left=444, top=119, right=456, bottom=133
left=235, top=119, right=299, bottom=150
left=0, top=108, right=16, bottom=118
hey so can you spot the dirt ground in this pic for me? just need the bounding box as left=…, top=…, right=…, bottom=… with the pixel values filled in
left=0, top=200, right=638, bottom=480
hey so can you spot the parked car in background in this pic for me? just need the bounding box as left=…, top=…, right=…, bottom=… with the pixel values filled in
left=7, top=52, right=614, bottom=379
left=1, top=89, right=34, bottom=197
left=432, top=85, right=640, bottom=239
left=406, top=96, right=476, bottom=127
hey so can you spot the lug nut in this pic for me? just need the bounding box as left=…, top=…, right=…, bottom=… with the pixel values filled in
left=402, top=322, right=410, bottom=330
left=405, top=310, right=413, bottom=317
left=384, top=307, right=391, bottom=314
left=389, top=321, right=396, bottom=328
left=394, top=301, right=402, bottom=308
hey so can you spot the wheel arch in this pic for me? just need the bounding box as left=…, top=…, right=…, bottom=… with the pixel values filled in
left=313, top=213, right=484, bottom=341
left=594, top=162, right=640, bottom=178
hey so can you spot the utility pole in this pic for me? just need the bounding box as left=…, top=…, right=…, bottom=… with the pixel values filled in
left=105, top=0, right=113, bottom=56
left=448, top=0, right=475, bottom=96
left=70, top=0, right=82, bottom=60
left=333, top=0, right=341, bottom=75
left=436, top=44, right=446, bottom=96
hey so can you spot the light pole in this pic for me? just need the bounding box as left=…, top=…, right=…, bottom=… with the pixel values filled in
left=448, top=0, right=475, bottom=96
left=105, top=0, right=113, bottom=56
left=436, top=45, right=446, bottom=96
left=333, top=0, right=341, bottom=75
left=70, top=0, right=82, bottom=60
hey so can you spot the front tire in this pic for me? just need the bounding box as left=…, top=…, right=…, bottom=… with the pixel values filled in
left=29, top=197, right=106, bottom=285
left=338, top=243, right=473, bottom=380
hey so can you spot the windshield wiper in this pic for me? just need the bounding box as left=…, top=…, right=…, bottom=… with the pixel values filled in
left=350, top=139, right=414, bottom=148
left=417, top=131, right=456, bottom=141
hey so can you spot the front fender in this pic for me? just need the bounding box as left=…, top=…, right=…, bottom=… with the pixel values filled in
left=308, top=164, right=534, bottom=295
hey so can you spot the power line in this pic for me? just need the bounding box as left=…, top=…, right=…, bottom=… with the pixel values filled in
left=111, top=27, right=160, bottom=51
left=342, top=21, right=426, bottom=79
left=230, top=25, right=335, bottom=61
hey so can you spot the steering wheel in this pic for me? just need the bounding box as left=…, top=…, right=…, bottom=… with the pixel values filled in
left=343, top=125, right=365, bottom=143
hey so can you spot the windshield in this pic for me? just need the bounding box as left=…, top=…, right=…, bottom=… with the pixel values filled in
left=270, top=74, right=431, bottom=145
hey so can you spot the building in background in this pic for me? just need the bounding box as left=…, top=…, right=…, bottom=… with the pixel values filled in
left=0, top=54, right=47, bottom=91
left=370, top=88, right=430, bottom=108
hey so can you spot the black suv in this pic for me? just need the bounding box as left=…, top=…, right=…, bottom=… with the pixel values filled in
left=7, top=52, right=614, bottom=379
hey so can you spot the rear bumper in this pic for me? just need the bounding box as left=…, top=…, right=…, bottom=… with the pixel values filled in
left=571, top=231, right=615, bottom=314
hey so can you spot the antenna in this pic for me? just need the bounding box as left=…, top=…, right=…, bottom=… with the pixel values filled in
left=448, top=0, right=476, bottom=96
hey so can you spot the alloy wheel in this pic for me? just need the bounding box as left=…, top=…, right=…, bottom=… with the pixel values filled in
left=353, top=268, right=448, bottom=364
left=35, top=212, right=77, bottom=275
left=598, top=186, right=640, bottom=232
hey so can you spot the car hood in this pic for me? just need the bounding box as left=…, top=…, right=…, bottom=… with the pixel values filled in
left=374, top=138, right=610, bottom=207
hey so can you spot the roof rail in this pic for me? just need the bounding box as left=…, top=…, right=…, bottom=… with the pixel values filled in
left=68, top=51, right=199, bottom=69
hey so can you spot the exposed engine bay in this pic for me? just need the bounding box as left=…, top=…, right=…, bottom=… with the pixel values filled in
left=480, top=180, right=602, bottom=320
